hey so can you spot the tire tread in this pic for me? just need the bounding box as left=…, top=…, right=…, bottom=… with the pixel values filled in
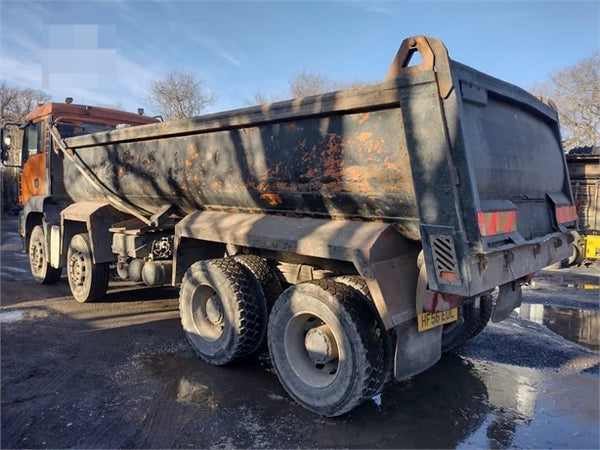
left=180, top=258, right=267, bottom=365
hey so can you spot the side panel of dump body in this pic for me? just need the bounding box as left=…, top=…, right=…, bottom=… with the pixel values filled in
left=417, top=58, right=576, bottom=297
left=61, top=81, right=422, bottom=239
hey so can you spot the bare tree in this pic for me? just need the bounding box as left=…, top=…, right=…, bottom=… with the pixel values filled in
left=148, top=71, right=216, bottom=120
left=531, top=52, right=599, bottom=150
left=1, top=81, right=51, bottom=124
left=250, top=70, right=369, bottom=106
left=252, top=91, right=281, bottom=105
left=289, top=70, right=335, bottom=98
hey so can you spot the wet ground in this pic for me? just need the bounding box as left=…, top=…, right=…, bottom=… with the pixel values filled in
left=1, top=216, right=599, bottom=449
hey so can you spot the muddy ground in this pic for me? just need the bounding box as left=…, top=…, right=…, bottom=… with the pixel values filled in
left=1, top=216, right=599, bottom=449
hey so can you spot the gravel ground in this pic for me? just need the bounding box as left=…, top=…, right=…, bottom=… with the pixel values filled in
left=1, top=216, right=598, bottom=449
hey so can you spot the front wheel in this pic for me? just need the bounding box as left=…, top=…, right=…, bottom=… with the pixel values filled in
left=28, top=225, right=62, bottom=284
left=268, top=279, right=385, bottom=416
left=67, top=233, right=109, bottom=303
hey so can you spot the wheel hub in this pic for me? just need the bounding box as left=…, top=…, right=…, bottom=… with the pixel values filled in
left=304, top=325, right=339, bottom=364
left=68, top=252, right=86, bottom=286
left=205, top=295, right=224, bottom=325
left=30, top=239, right=43, bottom=270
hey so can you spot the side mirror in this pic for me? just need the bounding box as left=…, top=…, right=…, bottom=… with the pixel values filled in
left=1, top=128, right=11, bottom=162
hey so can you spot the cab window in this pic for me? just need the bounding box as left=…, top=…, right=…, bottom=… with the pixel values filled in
left=22, top=122, right=42, bottom=162
left=56, top=122, right=115, bottom=138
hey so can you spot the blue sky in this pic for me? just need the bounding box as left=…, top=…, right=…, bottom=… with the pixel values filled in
left=1, top=0, right=598, bottom=116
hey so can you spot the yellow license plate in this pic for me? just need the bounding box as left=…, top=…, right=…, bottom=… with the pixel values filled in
left=417, top=308, right=458, bottom=332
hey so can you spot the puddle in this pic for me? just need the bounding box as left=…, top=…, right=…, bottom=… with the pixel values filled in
left=122, top=352, right=598, bottom=449
left=562, top=283, right=600, bottom=290
left=0, top=308, right=50, bottom=323
left=518, top=304, right=599, bottom=351
left=0, top=309, right=25, bottom=323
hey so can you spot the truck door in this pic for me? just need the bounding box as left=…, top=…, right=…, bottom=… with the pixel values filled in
left=19, top=121, right=48, bottom=205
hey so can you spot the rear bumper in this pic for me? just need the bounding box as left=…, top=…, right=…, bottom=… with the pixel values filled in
left=428, top=231, right=573, bottom=297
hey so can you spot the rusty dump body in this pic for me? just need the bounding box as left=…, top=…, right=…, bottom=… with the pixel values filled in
left=16, top=35, right=579, bottom=416
left=60, top=36, right=575, bottom=299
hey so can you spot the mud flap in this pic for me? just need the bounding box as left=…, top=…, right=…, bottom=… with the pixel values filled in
left=394, top=320, right=442, bottom=381
left=491, top=282, right=522, bottom=323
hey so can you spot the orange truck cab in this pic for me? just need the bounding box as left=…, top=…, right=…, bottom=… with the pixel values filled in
left=1, top=101, right=158, bottom=268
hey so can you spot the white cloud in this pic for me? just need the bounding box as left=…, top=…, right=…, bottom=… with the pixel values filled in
left=344, top=0, right=397, bottom=15
left=115, top=52, right=162, bottom=111
left=190, top=36, right=250, bottom=70
left=0, top=55, right=44, bottom=89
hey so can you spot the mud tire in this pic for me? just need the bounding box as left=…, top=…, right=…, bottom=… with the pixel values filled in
left=332, top=274, right=395, bottom=389
left=233, top=255, right=283, bottom=311
left=268, top=279, right=385, bottom=416
left=332, top=275, right=371, bottom=298
left=441, top=293, right=494, bottom=353
left=66, top=233, right=109, bottom=303
left=563, top=231, right=585, bottom=267
left=179, top=258, right=267, bottom=365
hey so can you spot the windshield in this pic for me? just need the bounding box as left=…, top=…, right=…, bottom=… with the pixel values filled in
left=56, top=122, right=115, bottom=138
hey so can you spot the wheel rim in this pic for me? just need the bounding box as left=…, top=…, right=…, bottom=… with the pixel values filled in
left=68, top=248, right=87, bottom=287
left=191, top=285, right=226, bottom=342
left=29, top=236, right=45, bottom=275
left=284, top=312, right=340, bottom=388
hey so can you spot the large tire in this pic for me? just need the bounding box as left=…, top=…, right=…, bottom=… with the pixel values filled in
left=441, top=293, right=493, bottom=353
left=179, top=258, right=267, bottom=365
left=268, top=279, right=385, bottom=416
left=332, top=274, right=371, bottom=298
left=565, top=231, right=585, bottom=267
left=465, top=292, right=494, bottom=340
left=66, top=233, right=109, bottom=303
left=233, top=255, right=283, bottom=311
left=332, top=274, right=395, bottom=390
left=28, top=225, right=62, bottom=284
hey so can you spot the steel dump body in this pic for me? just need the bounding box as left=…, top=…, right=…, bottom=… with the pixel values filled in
left=63, top=81, right=421, bottom=237
left=60, top=37, right=575, bottom=298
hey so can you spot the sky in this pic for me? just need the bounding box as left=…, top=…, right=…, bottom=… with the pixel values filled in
left=1, top=0, right=598, bottom=116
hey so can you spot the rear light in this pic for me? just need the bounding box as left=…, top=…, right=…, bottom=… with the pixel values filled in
left=556, top=205, right=577, bottom=224
left=477, top=210, right=517, bottom=237
left=423, top=290, right=463, bottom=313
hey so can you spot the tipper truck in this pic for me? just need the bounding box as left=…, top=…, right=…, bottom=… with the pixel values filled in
left=1, top=36, right=577, bottom=416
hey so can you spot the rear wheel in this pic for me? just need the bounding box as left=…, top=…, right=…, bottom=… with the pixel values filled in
left=179, top=258, right=267, bottom=365
left=441, top=293, right=493, bottom=353
left=332, top=274, right=394, bottom=389
left=233, top=255, right=283, bottom=311
left=28, top=225, right=62, bottom=284
left=67, top=233, right=109, bottom=303
left=268, top=279, right=385, bottom=416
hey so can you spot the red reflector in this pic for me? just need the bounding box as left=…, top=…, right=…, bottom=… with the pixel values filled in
left=478, top=210, right=517, bottom=237
left=556, top=205, right=577, bottom=224
left=440, top=271, right=458, bottom=281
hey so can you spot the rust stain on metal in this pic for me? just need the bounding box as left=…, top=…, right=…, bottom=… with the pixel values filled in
left=188, top=144, right=199, bottom=159
left=260, top=193, right=283, bottom=206
left=358, top=113, right=370, bottom=125
left=321, top=133, right=344, bottom=182
left=342, top=165, right=373, bottom=192
left=356, top=131, right=373, bottom=143
left=185, top=144, right=201, bottom=167
left=212, top=181, right=223, bottom=188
